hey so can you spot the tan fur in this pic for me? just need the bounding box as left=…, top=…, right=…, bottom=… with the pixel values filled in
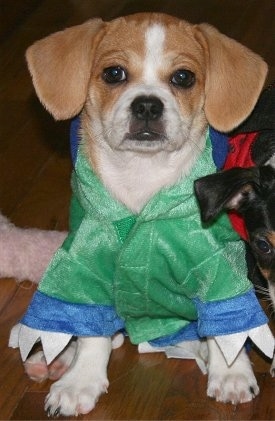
left=195, top=23, right=268, bottom=131
left=26, top=13, right=267, bottom=130
left=26, top=18, right=104, bottom=119
left=267, top=232, right=275, bottom=247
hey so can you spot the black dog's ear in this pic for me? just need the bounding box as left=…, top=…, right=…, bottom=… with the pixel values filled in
left=194, top=167, right=259, bottom=223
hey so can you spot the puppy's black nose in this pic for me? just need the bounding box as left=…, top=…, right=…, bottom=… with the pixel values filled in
left=131, top=96, right=164, bottom=121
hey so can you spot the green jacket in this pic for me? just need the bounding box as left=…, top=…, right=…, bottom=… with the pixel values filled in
left=19, top=134, right=268, bottom=346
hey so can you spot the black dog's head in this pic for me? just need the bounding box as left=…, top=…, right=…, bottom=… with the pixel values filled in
left=194, top=165, right=275, bottom=286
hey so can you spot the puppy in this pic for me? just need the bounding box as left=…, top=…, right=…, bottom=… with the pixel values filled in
left=9, top=13, right=274, bottom=416
left=195, top=165, right=275, bottom=301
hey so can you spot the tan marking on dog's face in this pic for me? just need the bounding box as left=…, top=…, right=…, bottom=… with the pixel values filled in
left=259, top=267, right=272, bottom=281
left=83, top=14, right=207, bottom=156
left=267, top=232, right=275, bottom=247
left=89, top=16, right=147, bottom=112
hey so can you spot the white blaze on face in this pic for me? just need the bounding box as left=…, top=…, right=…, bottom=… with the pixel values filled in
left=143, top=24, right=166, bottom=84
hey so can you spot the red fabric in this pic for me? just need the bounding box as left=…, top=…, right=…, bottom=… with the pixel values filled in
left=223, top=132, right=258, bottom=241
left=223, top=132, right=257, bottom=169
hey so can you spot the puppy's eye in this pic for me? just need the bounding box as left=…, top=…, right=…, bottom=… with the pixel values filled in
left=254, top=238, right=272, bottom=254
left=102, top=66, right=127, bottom=84
left=170, top=69, right=195, bottom=88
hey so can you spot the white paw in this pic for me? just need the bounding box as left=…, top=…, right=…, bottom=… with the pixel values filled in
left=24, top=350, right=49, bottom=382
left=24, top=341, right=77, bottom=382
left=207, top=372, right=259, bottom=404
left=45, top=377, right=109, bottom=417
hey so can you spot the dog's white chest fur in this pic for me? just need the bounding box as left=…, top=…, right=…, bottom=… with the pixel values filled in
left=97, top=141, right=205, bottom=213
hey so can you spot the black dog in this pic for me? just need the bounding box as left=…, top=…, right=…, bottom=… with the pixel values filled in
left=194, top=165, right=275, bottom=292
left=195, top=82, right=275, bottom=374
left=195, top=82, right=275, bottom=295
left=194, top=164, right=275, bottom=376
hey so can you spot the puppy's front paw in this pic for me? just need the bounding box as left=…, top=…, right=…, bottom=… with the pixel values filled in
left=24, top=350, right=49, bottom=382
left=207, top=372, right=259, bottom=404
left=24, top=341, right=76, bottom=382
left=207, top=339, right=260, bottom=404
left=45, top=377, right=109, bottom=417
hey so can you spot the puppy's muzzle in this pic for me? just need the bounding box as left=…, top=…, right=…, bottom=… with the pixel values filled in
left=128, top=96, right=165, bottom=141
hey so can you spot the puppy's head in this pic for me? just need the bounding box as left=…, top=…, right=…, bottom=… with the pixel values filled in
left=194, top=165, right=275, bottom=284
left=26, top=13, right=267, bottom=157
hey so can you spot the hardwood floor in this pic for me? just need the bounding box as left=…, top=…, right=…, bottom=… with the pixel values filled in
left=0, top=0, right=274, bottom=419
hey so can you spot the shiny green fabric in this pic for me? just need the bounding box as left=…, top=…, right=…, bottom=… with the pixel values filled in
left=38, top=135, right=251, bottom=344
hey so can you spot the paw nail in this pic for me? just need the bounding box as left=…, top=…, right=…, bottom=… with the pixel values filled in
left=249, top=386, right=255, bottom=397
left=54, top=407, right=61, bottom=417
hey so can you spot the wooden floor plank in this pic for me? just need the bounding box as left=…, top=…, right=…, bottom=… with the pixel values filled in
left=0, top=279, right=36, bottom=420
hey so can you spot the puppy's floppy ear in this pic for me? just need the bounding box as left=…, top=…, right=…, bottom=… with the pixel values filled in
left=195, top=24, right=268, bottom=132
left=26, top=19, right=104, bottom=120
left=194, top=167, right=259, bottom=222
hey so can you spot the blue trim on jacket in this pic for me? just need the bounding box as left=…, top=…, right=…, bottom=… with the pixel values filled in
left=21, top=291, right=125, bottom=336
left=195, top=289, right=268, bottom=336
left=70, top=116, right=80, bottom=165
left=21, top=290, right=267, bottom=344
left=209, top=126, right=229, bottom=169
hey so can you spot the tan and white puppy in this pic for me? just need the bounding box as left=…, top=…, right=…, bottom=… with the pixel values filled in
left=24, top=13, right=268, bottom=416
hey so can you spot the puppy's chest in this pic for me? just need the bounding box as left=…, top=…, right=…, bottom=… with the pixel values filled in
left=97, top=152, right=187, bottom=213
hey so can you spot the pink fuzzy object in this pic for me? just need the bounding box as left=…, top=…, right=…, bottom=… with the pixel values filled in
left=0, top=213, right=66, bottom=283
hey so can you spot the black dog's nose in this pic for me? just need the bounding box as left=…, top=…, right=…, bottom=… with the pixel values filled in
left=131, top=96, right=164, bottom=121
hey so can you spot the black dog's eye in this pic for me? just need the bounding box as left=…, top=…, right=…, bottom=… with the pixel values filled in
left=254, top=238, right=272, bottom=254
left=170, top=69, right=195, bottom=88
left=102, top=66, right=127, bottom=84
